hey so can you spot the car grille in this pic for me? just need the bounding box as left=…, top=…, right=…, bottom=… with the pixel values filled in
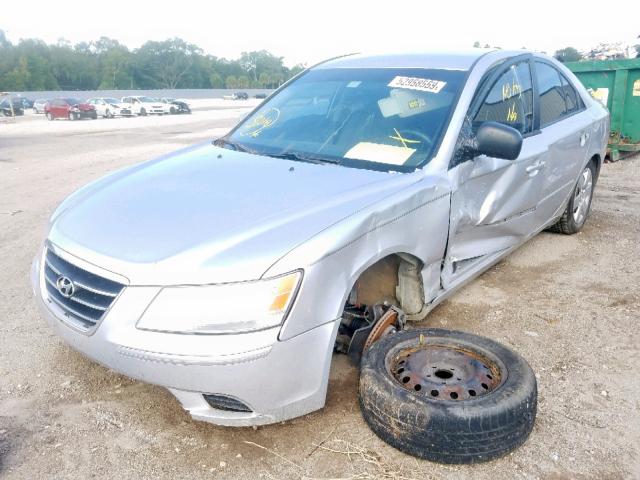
left=43, top=249, right=125, bottom=330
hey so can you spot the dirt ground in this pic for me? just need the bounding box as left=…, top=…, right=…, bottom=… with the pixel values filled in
left=1, top=109, right=639, bottom=480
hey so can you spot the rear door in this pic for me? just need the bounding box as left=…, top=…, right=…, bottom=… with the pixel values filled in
left=443, top=57, right=548, bottom=286
left=531, top=60, right=591, bottom=223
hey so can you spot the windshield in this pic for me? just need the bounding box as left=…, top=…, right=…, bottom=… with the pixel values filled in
left=227, top=67, right=465, bottom=171
left=137, top=96, right=155, bottom=102
left=104, top=98, right=120, bottom=104
left=64, top=98, right=81, bottom=105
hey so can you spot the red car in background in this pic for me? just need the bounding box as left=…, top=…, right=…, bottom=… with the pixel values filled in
left=45, top=98, right=97, bottom=120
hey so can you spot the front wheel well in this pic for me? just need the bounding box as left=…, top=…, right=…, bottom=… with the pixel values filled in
left=348, top=252, right=428, bottom=321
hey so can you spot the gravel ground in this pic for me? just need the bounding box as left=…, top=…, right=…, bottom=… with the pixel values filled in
left=1, top=108, right=639, bottom=479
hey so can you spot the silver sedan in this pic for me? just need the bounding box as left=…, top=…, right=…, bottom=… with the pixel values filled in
left=31, top=49, right=608, bottom=426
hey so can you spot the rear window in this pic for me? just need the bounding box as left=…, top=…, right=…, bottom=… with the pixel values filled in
left=535, top=61, right=583, bottom=127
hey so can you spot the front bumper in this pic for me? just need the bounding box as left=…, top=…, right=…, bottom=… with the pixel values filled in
left=31, top=249, right=338, bottom=426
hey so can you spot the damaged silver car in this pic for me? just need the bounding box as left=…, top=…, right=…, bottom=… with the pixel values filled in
left=31, top=50, right=608, bottom=426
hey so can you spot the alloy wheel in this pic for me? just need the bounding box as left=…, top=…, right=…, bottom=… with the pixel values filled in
left=572, top=167, right=593, bottom=226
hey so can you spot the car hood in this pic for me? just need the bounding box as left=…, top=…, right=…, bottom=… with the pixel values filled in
left=49, top=144, right=420, bottom=285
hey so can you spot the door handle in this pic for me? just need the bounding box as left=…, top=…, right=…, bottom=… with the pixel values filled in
left=526, top=160, right=546, bottom=173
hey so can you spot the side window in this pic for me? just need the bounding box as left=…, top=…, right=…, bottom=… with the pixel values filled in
left=474, top=61, right=533, bottom=135
left=535, top=61, right=583, bottom=127
left=560, top=74, right=583, bottom=114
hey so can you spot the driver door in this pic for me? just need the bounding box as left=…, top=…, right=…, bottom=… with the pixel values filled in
left=442, top=58, right=547, bottom=287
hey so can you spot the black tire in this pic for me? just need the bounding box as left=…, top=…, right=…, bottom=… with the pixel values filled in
left=68, top=111, right=76, bottom=121
left=548, top=160, right=596, bottom=235
left=46, top=112, right=54, bottom=121
left=170, top=106, right=176, bottom=114
left=359, top=329, right=537, bottom=464
left=139, top=107, right=147, bottom=116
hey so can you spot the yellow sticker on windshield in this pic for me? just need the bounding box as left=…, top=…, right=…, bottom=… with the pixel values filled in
left=408, top=98, right=426, bottom=109
left=242, top=108, right=280, bottom=137
left=388, top=76, right=446, bottom=93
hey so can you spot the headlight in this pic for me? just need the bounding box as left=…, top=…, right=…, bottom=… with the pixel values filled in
left=136, top=271, right=302, bottom=334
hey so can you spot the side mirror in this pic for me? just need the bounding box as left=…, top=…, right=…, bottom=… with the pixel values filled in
left=476, top=122, right=523, bottom=160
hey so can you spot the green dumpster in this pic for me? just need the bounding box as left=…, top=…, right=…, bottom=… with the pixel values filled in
left=566, top=58, right=640, bottom=161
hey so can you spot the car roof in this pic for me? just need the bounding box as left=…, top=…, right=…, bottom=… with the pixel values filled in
left=314, top=49, right=499, bottom=71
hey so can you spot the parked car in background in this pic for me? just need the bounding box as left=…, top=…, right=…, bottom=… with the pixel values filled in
left=122, top=96, right=165, bottom=115
left=31, top=50, right=607, bottom=427
left=254, top=93, right=268, bottom=99
left=151, top=98, right=175, bottom=115
left=14, top=96, right=34, bottom=109
left=161, top=97, right=191, bottom=114
left=0, top=98, right=25, bottom=116
left=223, top=92, right=249, bottom=100
left=33, top=99, right=48, bottom=114
left=87, top=98, right=134, bottom=118
left=44, top=98, right=97, bottom=120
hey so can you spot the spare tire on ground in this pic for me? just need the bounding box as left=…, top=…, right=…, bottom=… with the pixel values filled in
left=359, top=328, right=537, bottom=464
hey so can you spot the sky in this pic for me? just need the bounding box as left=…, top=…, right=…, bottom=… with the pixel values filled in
left=2, top=0, right=638, bottom=66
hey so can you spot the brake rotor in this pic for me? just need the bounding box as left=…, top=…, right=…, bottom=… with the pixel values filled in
left=363, top=308, right=400, bottom=351
left=390, top=343, right=502, bottom=401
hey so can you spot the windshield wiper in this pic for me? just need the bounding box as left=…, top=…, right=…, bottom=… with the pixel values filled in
left=267, top=151, right=341, bottom=165
left=213, top=137, right=253, bottom=153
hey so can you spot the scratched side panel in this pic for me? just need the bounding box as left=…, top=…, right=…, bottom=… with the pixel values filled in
left=265, top=175, right=451, bottom=341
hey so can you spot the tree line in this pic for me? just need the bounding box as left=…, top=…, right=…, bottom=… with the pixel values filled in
left=0, top=30, right=305, bottom=91
left=473, top=41, right=640, bottom=63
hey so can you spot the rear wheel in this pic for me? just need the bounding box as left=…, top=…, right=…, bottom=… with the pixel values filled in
left=548, top=161, right=595, bottom=234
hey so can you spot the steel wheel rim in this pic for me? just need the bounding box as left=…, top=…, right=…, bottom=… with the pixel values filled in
left=389, top=343, right=503, bottom=401
left=573, top=167, right=593, bottom=225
